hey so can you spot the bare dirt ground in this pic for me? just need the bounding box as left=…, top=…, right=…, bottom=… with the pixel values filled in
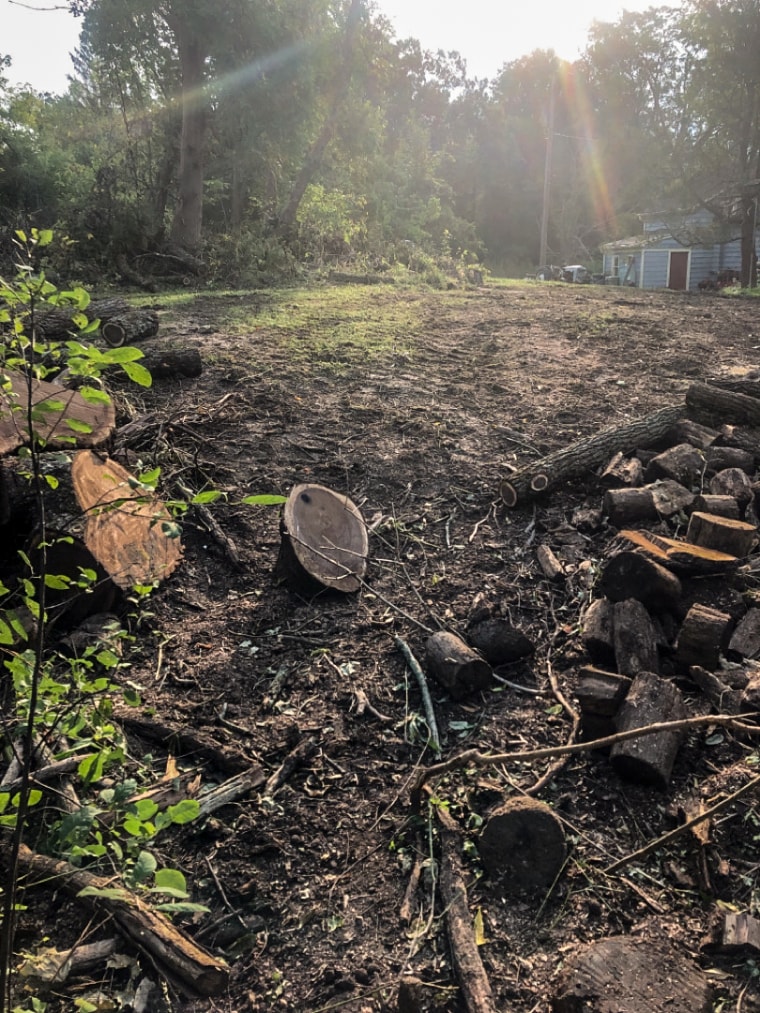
left=15, top=280, right=760, bottom=1012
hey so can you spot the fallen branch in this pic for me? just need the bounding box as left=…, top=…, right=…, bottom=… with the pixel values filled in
left=435, top=801, right=498, bottom=1013
left=395, top=636, right=441, bottom=753
left=262, top=736, right=318, bottom=798
left=198, top=766, right=266, bottom=818
left=15, top=843, right=229, bottom=997
left=176, top=478, right=242, bottom=570
left=413, top=712, right=758, bottom=792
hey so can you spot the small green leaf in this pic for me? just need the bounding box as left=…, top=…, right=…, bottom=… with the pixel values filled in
left=44, top=574, right=71, bottom=590
left=131, top=849, right=158, bottom=885
left=191, top=490, right=224, bottom=504
left=166, top=799, right=200, bottom=825
left=241, top=494, right=287, bottom=506
left=78, top=385, right=111, bottom=404
left=0, top=617, right=15, bottom=645
left=120, top=361, right=152, bottom=387
left=65, top=418, right=94, bottom=434
left=152, top=867, right=188, bottom=898
left=77, top=885, right=130, bottom=902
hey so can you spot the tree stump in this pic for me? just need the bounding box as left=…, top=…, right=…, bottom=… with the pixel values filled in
left=676, top=603, right=734, bottom=670
left=552, top=935, right=713, bottom=1013
left=610, top=671, right=687, bottom=787
left=101, top=309, right=160, bottom=347
left=276, top=484, right=368, bottom=593
left=686, top=511, right=756, bottom=557
left=477, top=797, right=567, bottom=894
left=612, top=599, right=660, bottom=676
left=599, top=551, right=682, bottom=611
left=425, top=631, right=492, bottom=699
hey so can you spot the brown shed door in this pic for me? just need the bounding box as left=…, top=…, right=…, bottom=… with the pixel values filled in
left=668, top=251, right=689, bottom=290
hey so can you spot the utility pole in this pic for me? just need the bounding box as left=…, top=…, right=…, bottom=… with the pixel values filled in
left=539, top=75, right=556, bottom=269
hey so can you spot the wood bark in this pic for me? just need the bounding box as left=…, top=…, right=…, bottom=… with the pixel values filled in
left=35, top=297, right=131, bottom=340
left=612, top=599, right=660, bottom=677
left=580, top=598, right=616, bottom=667
left=688, top=666, right=743, bottom=714
left=686, top=381, right=760, bottom=426
left=599, top=551, right=682, bottom=611
left=610, top=671, right=687, bottom=787
left=15, top=844, right=229, bottom=996
left=599, top=451, right=644, bottom=489
left=644, top=442, right=706, bottom=486
left=436, top=803, right=498, bottom=1013
left=709, top=468, right=754, bottom=511
left=690, top=494, right=740, bottom=520
left=425, top=631, right=492, bottom=699
left=665, top=418, right=719, bottom=450
left=477, top=797, right=567, bottom=893
left=102, top=309, right=160, bottom=347
left=138, top=346, right=203, bottom=380
left=676, top=603, right=734, bottom=671
left=704, top=445, right=755, bottom=474
left=500, top=404, right=685, bottom=507
left=276, top=483, right=368, bottom=593
left=648, top=479, right=696, bottom=517
left=466, top=619, right=534, bottom=666
left=618, top=528, right=740, bottom=577
left=552, top=935, right=713, bottom=1013
left=728, top=608, right=760, bottom=659
left=686, top=512, right=756, bottom=557
left=576, top=667, right=632, bottom=742
left=603, top=487, right=656, bottom=527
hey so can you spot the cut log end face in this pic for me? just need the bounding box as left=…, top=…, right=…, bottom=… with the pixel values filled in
left=477, top=797, right=566, bottom=894
left=281, top=484, right=368, bottom=593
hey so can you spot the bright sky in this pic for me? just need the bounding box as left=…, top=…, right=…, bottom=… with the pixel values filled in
left=2, top=0, right=682, bottom=94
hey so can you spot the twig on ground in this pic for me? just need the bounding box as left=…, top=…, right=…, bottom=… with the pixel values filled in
left=262, top=737, right=318, bottom=798
left=395, top=636, right=441, bottom=754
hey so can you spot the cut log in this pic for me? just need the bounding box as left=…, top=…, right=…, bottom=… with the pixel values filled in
left=276, top=483, right=368, bottom=593
left=477, top=797, right=567, bottom=893
left=688, top=666, right=743, bottom=714
left=15, top=843, right=229, bottom=997
left=101, top=309, right=159, bottom=347
left=676, top=603, right=734, bottom=671
left=581, top=598, right=616, bottom=667
left=599, top=551, right=682, bottom=611
left=687, top=380, right=760, bottom=426
left=618, top=529, right=739, bottom=577
left=552, top=935, right=713, bottom=1013
left=665, top=418, right=720, bottom=450
left=709, top=468, right=754, bottom=512
left=689, top=494, right=740, bottom=520
left=704, top=445, right=755, bottom=474
left=35, top=297, right=131, bottom=340
left=719, top=911, right=760, bottom=953
left=500, top=404, right=684, bottom=507
left=610, top=671, right=687, bottom=787
left=71, top=450, right=183, bottom=590
left=467, top=619, right=535, bottom=666
left=537, top=543, right=566, bottom=581
left=599, top=451, right=644, bottom=489
left=644, top=442, right=705, bottom=486
left=613, top=599, right=660, bottom=676
left=576, top=667, right=632, bottom=742
left=686, top=512, right=756, bottom=557
left=426, top=630, right=492, bottom=699
left=648, top=478, right=696, bottom=517
left=728, top=608, right=760, bottom=659
left=602, top=487, right=656, bottom=527
left=28, top=532, right=120, bottom=628
left=138, top=346, right=202, bottom=379
left=0, top=370, right=115, bottom=455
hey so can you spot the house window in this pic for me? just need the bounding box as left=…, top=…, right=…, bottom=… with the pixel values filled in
left=610, top=255, right=619, bottom=277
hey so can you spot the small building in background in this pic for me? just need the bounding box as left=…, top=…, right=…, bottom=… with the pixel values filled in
left=601, top=204, right=758, bottom=290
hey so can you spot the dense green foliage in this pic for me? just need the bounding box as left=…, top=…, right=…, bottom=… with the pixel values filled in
left=0, top=0, right=758, bottom=282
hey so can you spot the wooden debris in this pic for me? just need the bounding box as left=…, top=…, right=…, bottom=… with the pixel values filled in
left=689, top=494, right=740, bottom=520
left=676, top=603, right=733, bottom=671
left=720, top=911, right=760, bottom=952
left=552, top=934, right=714, bottom=1013
left=576, top=667, right=632, bottom=742
left=648, top=478, right=696, bottom=517
left=612, top=599, right=660, bottom=676
left=581, top=598, right=616, bottom=667
left=704, top=445, right=755, bottom=474
left=687, top=380, right=760, bottom=427
left=477, top=797, right=567, bottom=893
left=602, top=486, right=656, bottom=527
left=0, top=370, right=116, bottom=455
left=666, top=418, right=720, bottom=450
left=710, top=467, right=754, bottom=512
left=139, top=346, right=202, bottom=379
left=644, top=442, right=705, bottom=486
left=425, top=630, right=492, bottom=700
left=598, top=550, right=682, bottom=610
left=500, top=404, right=684, bottom=507
left=688, top=666, right=743, bottom=714
left=610, top=671, right=687, bottom=787
left=467, top=618, right=535, bottom=666
left=71, top=451, right=183, bottom=590
left=536, top=543, right=566, bottom=581
left=618, top=528, right=739, bottom=576
left=15, top=843, right=229, bottom=997
left=276, top=483, right=368, bottom=593
left=436, top=802, right=498, bottom=1013
left=16, top=938, right=119, bottom=986
left=686, top=511, right=756, bottom=557
left=599, top=451, right=644, bottom=489
left=35, top=297, right=131, bottom=340
left=197, top=766, right=266, bottom=817
left=101, top=309, right=159, bottom=347
left=396, top=636, right=441, bottom=751
left=728, top=608, right=760, bottom=659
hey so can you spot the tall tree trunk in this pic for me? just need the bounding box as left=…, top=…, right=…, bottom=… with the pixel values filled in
left=740, top=187, right=758, bottom=289
left=168, top=19, right=207, bottom=253
left=274, top=0, right=363, bottom=238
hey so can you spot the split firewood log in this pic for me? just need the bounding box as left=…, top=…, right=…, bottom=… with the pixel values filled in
left=576, top=667, right=632, bottom=742
left=610, top=671, right=687, bottom=787
left=676, top=603, right=734, bottom=671
left=426, top=630, right=492, bottom=699
left=612, top=598, right=660, bottom=676
left=276, top=483, right=368, bottom=593
left=704, top=445, right=755, bottom=474
left=689, top=494, right=740, bottom=520
left=687, top=381, right=760, bottom=426
left=665, top=418, right=720, bottom=450
left=644, top=442, right=705, bottom=486
left=466, top=619, right=534, bottom=666
left=728, top=608, right=760, bottom=660
left=599, top=451, right=644, bottom=489
left=617, top=529, right=740, bottom=577
left=603, top=486, right=657, bottom=527
left=686, top=512, right=756, bottom=557
left=710, top=468, right=754, bottom=513
left=580, top=597, right=616, bottom=667
left=598, top=551, right=682, bottom=610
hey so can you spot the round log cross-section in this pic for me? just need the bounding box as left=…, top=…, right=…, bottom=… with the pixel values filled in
left=477, top=797, right=567, bottom=894
left=425, top=631, right=492, bottom=699
left=276, top=484, right=368, bottom=593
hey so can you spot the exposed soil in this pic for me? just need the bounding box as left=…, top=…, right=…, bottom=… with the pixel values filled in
left=12, top=281, right=760, bottom=1012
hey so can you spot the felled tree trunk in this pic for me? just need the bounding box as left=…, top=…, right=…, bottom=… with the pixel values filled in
left=500, top=405, right=684, bottom=507
left=36, top=298, right=131, bottom=339
left=102, top=309, right=160, bottom=347
left=139, top=347, right=203, bottom=379
left=686, top=382, right=760, bottom=426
